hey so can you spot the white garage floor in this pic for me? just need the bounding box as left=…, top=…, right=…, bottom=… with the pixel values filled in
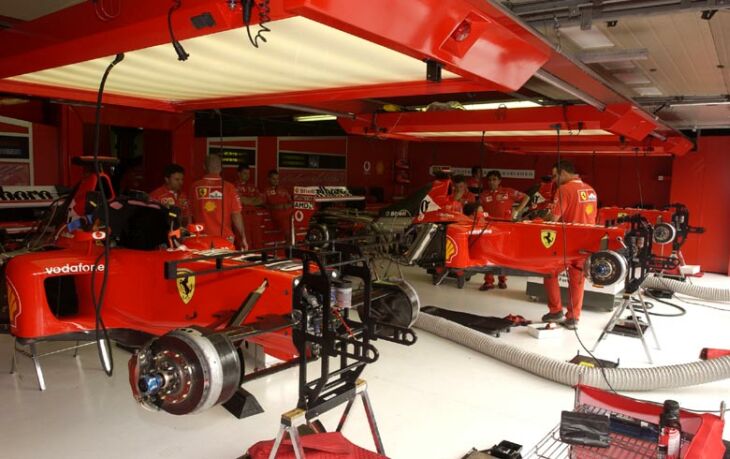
left=1, top=268, right=729, bottom=458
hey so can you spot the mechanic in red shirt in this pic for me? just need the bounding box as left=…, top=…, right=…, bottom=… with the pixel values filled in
left=541, top=160, right=598, bottom=329
left=478, top=170, right=529, bottom=291
left=449, top=175, right=476, bottom=213
left=149, top=163, right=190, bottom=225
left=236, top=163, right=264, bottom=248
left=263, top=169, right=293, bottom=242
left=466, top=166, right=484, bottom=194
left=189, top=154, right=247, bottom=249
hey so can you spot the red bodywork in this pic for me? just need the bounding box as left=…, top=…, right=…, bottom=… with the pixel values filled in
left=417, top=180, right=625, bottom=275
left=5, top=232, right=299, bottom=360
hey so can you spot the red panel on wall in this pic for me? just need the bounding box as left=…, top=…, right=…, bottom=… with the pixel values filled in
left=279, top=138, right=346, bottom=154
left=32, top=123, right=60, bottom=185
left=670, top=136, right=730, bottom=274
left=346, top=136, right=402, bottom=202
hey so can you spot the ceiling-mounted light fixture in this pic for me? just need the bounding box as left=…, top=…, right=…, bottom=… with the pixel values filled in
left=294, top=114, right=337, bottom=122
left=462, top=100, right=542, bottom=110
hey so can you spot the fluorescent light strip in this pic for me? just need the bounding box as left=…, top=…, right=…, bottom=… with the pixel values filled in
left=462, top=100, right=542, bottom=110
left=406, top=129, right=614, bottom=137
left=294, top=114, right=337, bottom=122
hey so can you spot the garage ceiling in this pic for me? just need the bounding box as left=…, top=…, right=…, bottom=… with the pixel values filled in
left=0, top=0, right=718, bottom=153
left=506, top=1, right=730, bottom=129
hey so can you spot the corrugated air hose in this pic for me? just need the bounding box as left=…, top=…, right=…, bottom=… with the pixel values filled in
left=642, top=275, right=730, bottom=302
left=414, top=313, right=730, bottom=391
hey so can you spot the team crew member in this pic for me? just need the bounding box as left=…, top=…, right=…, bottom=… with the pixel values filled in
left=150, top=163, right=190, bottom=225
left=478, top=170, right=529, bottom=291
left=466, top=166, right=483, bottom=194
left=541, top=160, right=598, bottom=330
left=263, top=169, right=293, bottom=242
left=450, top=175, right=475, bottom=213
left=236, top=164, right=263, bottom=248
left=190, top=154, right=247, bottom=249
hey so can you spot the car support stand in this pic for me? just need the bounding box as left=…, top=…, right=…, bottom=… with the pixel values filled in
left=591, top=291, right=661, bottom=364
left=268, top=378, right=385, bottom=459
left=10, top=338, right=96, bottom=391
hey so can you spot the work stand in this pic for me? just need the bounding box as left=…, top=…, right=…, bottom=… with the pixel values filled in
left=10, top=338, right=96, bottom=391
left=592, top=291, right=661, bottom=364
left=268, top=379, right=384, bottom=459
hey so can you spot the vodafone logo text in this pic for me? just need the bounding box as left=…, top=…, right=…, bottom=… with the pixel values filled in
left=44, top=263, right=105, bottom=275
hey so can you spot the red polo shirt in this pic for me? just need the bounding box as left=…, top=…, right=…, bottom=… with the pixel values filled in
left=149, top=186, right=190, bottom=220
left=189, top=174, right=242, bottom=239
left=550, top=178, right=598, bottom=224
left=481, top=187, right=526, bottom=219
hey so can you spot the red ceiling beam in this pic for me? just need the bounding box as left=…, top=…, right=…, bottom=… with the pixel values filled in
left=0, top=0, right=293, bottom=79
left=0, top=80, right=179, bottom=113
left=284, top=0, right=550, bottom=92
left=175, top=77, right=496, bottom=111
left=339, top=104, right=658, bottom=140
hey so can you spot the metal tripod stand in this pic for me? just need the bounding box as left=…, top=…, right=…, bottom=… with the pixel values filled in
left=592, top=291, right=661, bottom=364
left=268, top=379, right=384, bottom=459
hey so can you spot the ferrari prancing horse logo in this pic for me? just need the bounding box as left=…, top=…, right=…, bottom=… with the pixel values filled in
left=541, top=230, right=557, bottom=249
left=176, top=269, right=195, bottom=304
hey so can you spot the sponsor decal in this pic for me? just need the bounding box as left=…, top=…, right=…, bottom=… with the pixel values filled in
left=585, top=204, right=595, bottom=215
left=294, top=210, right=304, bottom=222
left=43, top=263, right=105, bottom=275
left=617, top=212, right=627, bottom=218
left=160, top=197, right=175, bottom=206
left=0, top=186, right=57, bottom=202
left=578, top=189, right=597, bottom=203
left=293, top=186, right=352, bottom=198
left=7, top=279, right=21, bottom=328
left=419, top=196, right=441, bottom=215
left=204, top=201, right=217, bottom=212
left=445, top=236, right=458, bottom=263
left=375, top=161, right=384, bottom=175
left=429, top=166, right=535, bottom=179
left=485, top=196, right=493, bottom=202
left=293, top=201, right=315, bottom=210
left=363, top=160, right=371, bottom=174
left=196, top=187, right=208, bottom=198
left=209, top=190, right=223, bottom=199
left=540, top=229, right=557, bottom=249
left=383, top=209, right=411, bottom=217
left=176, top=269, right=195, bottom=304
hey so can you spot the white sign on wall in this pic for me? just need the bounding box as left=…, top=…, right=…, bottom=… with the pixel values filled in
left=429, top=165, right=535, bottom=179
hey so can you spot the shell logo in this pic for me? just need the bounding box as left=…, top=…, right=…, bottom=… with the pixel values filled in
left=7, top=279, right=21, bottom=328
left=445, top=236, right=458, bottom=263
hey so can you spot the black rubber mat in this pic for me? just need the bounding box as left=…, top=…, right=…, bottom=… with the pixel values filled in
left=422, top=306, right=513, bottom=337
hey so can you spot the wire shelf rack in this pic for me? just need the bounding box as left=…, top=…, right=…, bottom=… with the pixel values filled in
left=524, top=404, right=691, bottom=459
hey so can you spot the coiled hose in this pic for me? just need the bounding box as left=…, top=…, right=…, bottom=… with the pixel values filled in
left=414, top=313, right=730, bottom=391
left=643, top=276, right=730, bottom=302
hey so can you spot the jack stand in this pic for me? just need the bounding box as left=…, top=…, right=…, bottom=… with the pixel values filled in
left=268, top=379, right=385, bottom=459
left=10, top=338, right=96, bottom=391
left=592, top=292, right=661, bottom=364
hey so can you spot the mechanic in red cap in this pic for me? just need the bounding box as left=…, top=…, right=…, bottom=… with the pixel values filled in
left=263, top=169, right=293, bottom=242
left=236, top=163, right=263, bottom=248
left=478, top=170, right=529, bottom=291
left=189, top=154, right=247, bottom=249
left=149, top=163, right=190, bottom=225
left=541, top=160, right=598, bottom=330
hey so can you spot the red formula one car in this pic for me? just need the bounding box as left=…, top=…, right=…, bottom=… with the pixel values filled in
left=3, top=163, right=419, bottom=408
left=394, top=179, right=669, bottom=291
